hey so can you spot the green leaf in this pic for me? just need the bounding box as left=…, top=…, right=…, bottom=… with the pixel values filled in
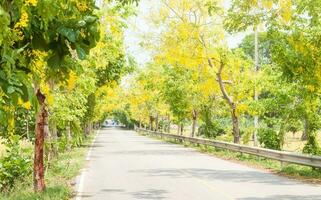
left=7, top=86, right=15, bottom=94
left=75, top=45, right=86, bottom=60
left=84, top=16, right=97, bottom=24
left=57, top=27, right=79, bottom=43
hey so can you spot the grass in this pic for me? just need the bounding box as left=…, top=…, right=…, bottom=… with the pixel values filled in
left=140, top=131, right=321, bottom=183
left=0, top=133, right=96, bottom=200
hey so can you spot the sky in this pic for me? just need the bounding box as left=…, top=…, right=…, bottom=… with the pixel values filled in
left=124, top=0, right=247, bottom=66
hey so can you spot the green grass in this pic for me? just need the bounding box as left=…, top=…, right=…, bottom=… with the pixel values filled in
left=141, top=131, right=321, bottom=183
left=0, top=133, right=95, bottom=200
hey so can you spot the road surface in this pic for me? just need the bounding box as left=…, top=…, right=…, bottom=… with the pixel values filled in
left=75, top=128, right=321, bottom=200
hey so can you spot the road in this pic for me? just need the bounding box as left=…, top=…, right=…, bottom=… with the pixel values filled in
left=75, top=128, right=321, bottom=200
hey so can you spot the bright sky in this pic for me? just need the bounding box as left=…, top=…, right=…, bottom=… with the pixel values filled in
left=124, top=0, right=247, bottom=66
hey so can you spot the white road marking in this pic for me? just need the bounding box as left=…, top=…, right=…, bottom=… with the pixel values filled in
left=75, top=130, right=99, bottom=200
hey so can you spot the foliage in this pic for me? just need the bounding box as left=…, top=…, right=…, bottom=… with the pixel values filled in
left=303, top=133, right=321, bottom=155
left=198, top=104, right=226, bottom=138
left=0, top=133, right=95, bottom=200
left=258, top=127, right=281, bottom=150
left=0, top=136, right=32, bottom=192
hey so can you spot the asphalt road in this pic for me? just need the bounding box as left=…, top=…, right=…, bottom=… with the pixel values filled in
left=75, top=128, right=321, bottom=200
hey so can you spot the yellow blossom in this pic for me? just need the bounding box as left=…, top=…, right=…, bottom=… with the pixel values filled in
left=14, top=10, right=29, bottom=29
left=67, top=71, right=77, bottom=91
left=18, top=97, right=24, bottom=105
left=76, top=2, right=88, bottom=12
left=25, top=0, right=38, bottom=6
left=23, top=101, right=32, bottom=110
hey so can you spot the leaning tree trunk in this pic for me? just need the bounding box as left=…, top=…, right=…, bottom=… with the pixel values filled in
left=34, top=89, right=47, bottom=192
left=191, top=109, right=197, bottom=137
left=207, top=57, right=241, bottom=144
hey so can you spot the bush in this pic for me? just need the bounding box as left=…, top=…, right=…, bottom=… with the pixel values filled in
left=0, top=136, right=32, bottom=192
left=258, top=127, right=281, bottom=150
left=303, top=133, right=321, bottom=155
left=198, top=120, right=225, bottom=138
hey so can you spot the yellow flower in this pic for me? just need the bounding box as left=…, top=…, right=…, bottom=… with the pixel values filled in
left=25, top=0, right=38, bottom=6
left=18, top=97, right=24, bottom=105
left=67, top=71, right=77, bottom=91
left=76, top=2, right=88, bottom=12
left=47, top=94, right=54, bottom=106
left=23, top=101, right=32, bottom=110
left=14, top=10, right=29, bottom=29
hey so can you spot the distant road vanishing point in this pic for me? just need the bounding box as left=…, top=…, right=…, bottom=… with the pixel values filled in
left=75, top=127, right=321, bottom=200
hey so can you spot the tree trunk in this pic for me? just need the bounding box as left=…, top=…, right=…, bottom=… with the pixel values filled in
left=149, top=116, right=153, bottom=130
left=191, top=109, right=197, bottom=137
left=85, top=121, right=90, bottom=135
left=139, top=120, right=142, bottom=128
left=253, top=26, right=259, bottom=147
left=34, top=89, right=47, bottom=192
left=155, top=114, right=159, bottom=131
left=231, top=105, right=240, bottom=144
left=67, top=122, right=72, bottom=151
left=51, top=122, right=58, bottom=156
left=180, top=123, right=184, bottom=135
left=167, top=114, right=171, bottom=133
left=177, top=124, right=180, bottom=135
left=301, top=118, right=308, bottom=141
left=26, top=113, right=30, bottom=140
left=208, top=58, right=240, bottom=144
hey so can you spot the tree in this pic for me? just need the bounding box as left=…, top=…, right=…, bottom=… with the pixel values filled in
left=267, top=0, right=321, bottom=154
left=0, top=0, right=139, bottom=192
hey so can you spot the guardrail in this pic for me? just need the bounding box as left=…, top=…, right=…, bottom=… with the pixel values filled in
left=135, top=128, right=321, bottom=168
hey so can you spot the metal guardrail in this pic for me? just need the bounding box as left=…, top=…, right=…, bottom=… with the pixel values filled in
left=135, top=128, right=321, bottom=168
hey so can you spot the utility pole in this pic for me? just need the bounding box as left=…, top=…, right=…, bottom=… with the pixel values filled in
left=253, top=26, right=259, bottom=146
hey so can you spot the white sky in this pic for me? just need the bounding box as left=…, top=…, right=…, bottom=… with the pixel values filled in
left=124, top=0, right=247, bottom=66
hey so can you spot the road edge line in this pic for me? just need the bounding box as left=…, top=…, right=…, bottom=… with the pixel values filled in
left=75, top=129, right=100, bottom=200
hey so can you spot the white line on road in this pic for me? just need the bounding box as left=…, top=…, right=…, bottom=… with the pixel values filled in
left=75, top=130, right=99, bottom=200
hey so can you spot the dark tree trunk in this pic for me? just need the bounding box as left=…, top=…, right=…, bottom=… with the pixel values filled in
left=67, top=122, right=72, bottom=151
left=167, top=114, right=171, bottom=133
left=149, top=116, right=153, bottom=130
left=191, top=109, right=197, bottom=137
left=301, top=118, right=308, bottom=141
left=34, top=89, right=47, bottom=192
left=231, top=105, right=240, bottom=144
left=177, top=124, right=180, bottom=135
left=180, top=123, right=184, bottom=135
left=155, top=114, right=159, bottom=131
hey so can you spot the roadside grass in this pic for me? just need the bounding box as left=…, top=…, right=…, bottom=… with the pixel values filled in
left=0, top=133, right=95, bottom=200
left=140, top=132, right=321, bottom=183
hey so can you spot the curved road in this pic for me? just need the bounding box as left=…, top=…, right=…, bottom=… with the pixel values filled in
left=75, top=128, right=321, bottom=200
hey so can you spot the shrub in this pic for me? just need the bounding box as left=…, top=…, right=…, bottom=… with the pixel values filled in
left=0, top=136, right=32, bottom=192
left=303, top=133, right=321, bottom=155
left=198, top=120, right=225, bottom=139
left=258, top=127, right=281, bottom=150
